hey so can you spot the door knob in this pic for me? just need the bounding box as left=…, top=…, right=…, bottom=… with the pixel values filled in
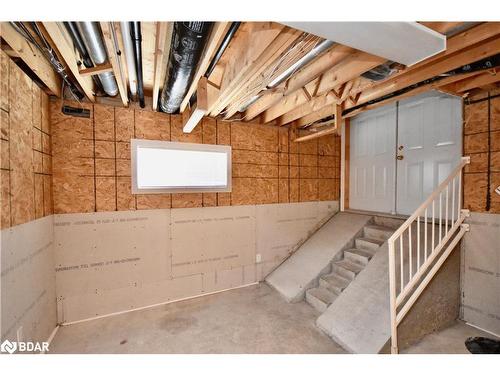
left=397, top=155, right=404, bottom=160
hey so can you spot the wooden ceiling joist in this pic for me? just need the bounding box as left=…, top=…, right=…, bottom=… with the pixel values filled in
left=440, top=70, right=500, bottom=94
left=244, top=44, right=354, bottom=120
left=344, top=71, right=482, bottom=119
left=349, top=34, right=500, bottom=110
left=1, top=22, right=62, bottom=97
left=78, top=62, right=112, bottom=77
left=207, top=22, right=297, bottom=117
left=259, top=51, right=384, bottom=124
left=152, top=22, right=173, bottom=111
left=41, top=22, right=95, bottom=101
left=294, top=125, right=338, bottom=142
left=100, top=22, right=128, bottom=107
left=178, top=22, right=229, bottom=113
left=217, top=26, right=304, bottom=119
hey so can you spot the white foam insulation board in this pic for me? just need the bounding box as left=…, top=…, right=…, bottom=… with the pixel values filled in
left=53, top=201, right=339, bottom=323
left=1, top=216, right=57, bottom=342
left=462, top=212, right=500, bottom=336
left=284, top=22, right=446, bottom=66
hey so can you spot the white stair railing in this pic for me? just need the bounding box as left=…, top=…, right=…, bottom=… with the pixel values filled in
left=388, top=156, right=471, bottom=354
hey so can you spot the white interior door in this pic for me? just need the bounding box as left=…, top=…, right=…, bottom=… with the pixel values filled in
left=396, top=91, right=462, bottom=215
left=349, top=103, right=397, bottom=213
left=348, top=91, right=462, bottom=216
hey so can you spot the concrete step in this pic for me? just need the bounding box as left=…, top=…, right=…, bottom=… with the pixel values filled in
left=332, top=259, right=365, bottom=280
left=355, top=237, right=384, bottom=252
left=306, top=286, right=339, bottom=313
left=373, top=215, right=405, bottom=230
left=363, top=224, right=394, bottom=242
left=319, top=273, right=351, bottom=293
left=344, top=248, right=374, bottom=265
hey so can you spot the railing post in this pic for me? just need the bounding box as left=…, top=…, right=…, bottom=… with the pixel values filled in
left=388, top=239, right=398, bottom=354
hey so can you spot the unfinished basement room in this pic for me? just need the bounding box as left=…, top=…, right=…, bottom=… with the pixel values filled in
left=1, top=1, right=500, bottom=372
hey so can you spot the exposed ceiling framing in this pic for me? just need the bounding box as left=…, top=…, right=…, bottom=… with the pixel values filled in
left=2, top=21, right=499, bottom=141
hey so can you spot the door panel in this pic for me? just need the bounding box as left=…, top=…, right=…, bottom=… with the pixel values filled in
left=396, top=91, right=462, bottom=215
left=349, top=103, right=397, bottom=213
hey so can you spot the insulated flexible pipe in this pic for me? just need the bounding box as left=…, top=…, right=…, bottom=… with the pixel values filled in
left=120, top=22, right=138, bottom=98
left=160, top=22, right=213, bottom=113
left=77, top=22, right=119, bottom=97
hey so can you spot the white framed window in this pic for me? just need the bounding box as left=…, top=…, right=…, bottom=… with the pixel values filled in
left=131, top=139, right=231, bottom=194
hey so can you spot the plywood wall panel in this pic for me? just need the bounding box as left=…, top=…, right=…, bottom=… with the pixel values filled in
left=1, top=169, right=10, bottom=228
left=9, top=61, right=35, bottom=226
left=170, top=114, right=201, bottom=143
left=171, top=193, right=203, bottom=208
left=116, top=176, right=135, bottom=211
left=0, top=50, right=9, bottom=112
left=463, top=93, right=500, bottom=213
left=94, top=104, right=115, bottom=141
left=136, top=194, right=171, bottom=209
left=115, top=107, right=134, bottom=142
left=51, top=100, right=340, bottom=214
left=34, top=173, right=44, bottom=219
left=0, top=52, right=52, bottom=229
left=32, top=85, right=42, bottom=130
left=1, top=108, right=9, bottom=140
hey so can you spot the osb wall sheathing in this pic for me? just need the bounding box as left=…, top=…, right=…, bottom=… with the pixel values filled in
left=0, top=50, right=53, bottom=229
left=50, top=99, right=340, bottom=214
left=463, top=89, right=500, bottom=213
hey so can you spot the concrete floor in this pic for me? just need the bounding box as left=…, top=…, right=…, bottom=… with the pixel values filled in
left=49, top=283, right=346, bottom=354
left=402, top=320, right=498, bottom=354
left=49, top=283, right=497, bottom=354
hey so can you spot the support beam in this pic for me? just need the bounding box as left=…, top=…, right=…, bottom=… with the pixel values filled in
left=41, top=22, right=95, bottom=101
left=152, top=22, right=173, bottom=111
left=294, top=126, right=338, bottom=142
left=78, top=63, right=113, bottom=77
left=179, top=22, right=229, bottom=113
left=347, top=23, right=500, bottom=107
left=0, top=22, right=62, bottom=97
left=276, top=90, right=339, bottom=126
left=440, top=69, right=500, bottom=93
left=182, top=77, right=219, bottom=133
left=100, top=22, right=128, bottom=107
left=344, top=71, right=480, bottom=119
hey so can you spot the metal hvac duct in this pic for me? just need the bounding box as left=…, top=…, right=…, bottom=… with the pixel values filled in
left=160, top=22, right=213, bottom=113
left=267, top=39, right=335, bottom=89
left=77, top=22, right=119, bottom=97
left=129, top=22, right=145, bottom=108
left=120, top=22, right=138, bottom=98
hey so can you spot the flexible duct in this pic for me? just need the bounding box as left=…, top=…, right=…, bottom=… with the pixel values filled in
left=160, top=22, right=213, bottom=113
left=129, top=22, right=145, bottom=108
left=77, top=22, right=119, bottom=96
left=120, top=22, right=138, bottom=98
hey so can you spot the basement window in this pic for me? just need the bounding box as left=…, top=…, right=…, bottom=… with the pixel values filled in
left=131, top=139, right=232, bottom=194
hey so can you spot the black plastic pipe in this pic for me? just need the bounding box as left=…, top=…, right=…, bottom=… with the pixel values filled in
left=64, top=22, right=93, bottom=68
left=130, top=22, right=145, bottom=108
left=204, top=22, right=240, bottom=78
left=160, top=22, right=213, bottom=113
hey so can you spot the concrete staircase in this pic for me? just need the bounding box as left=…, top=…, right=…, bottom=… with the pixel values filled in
left=305, top=223, right=395, bottom=312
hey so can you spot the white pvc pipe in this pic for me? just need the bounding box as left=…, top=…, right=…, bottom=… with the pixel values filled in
left=120, top=22, right=138, bottom=98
